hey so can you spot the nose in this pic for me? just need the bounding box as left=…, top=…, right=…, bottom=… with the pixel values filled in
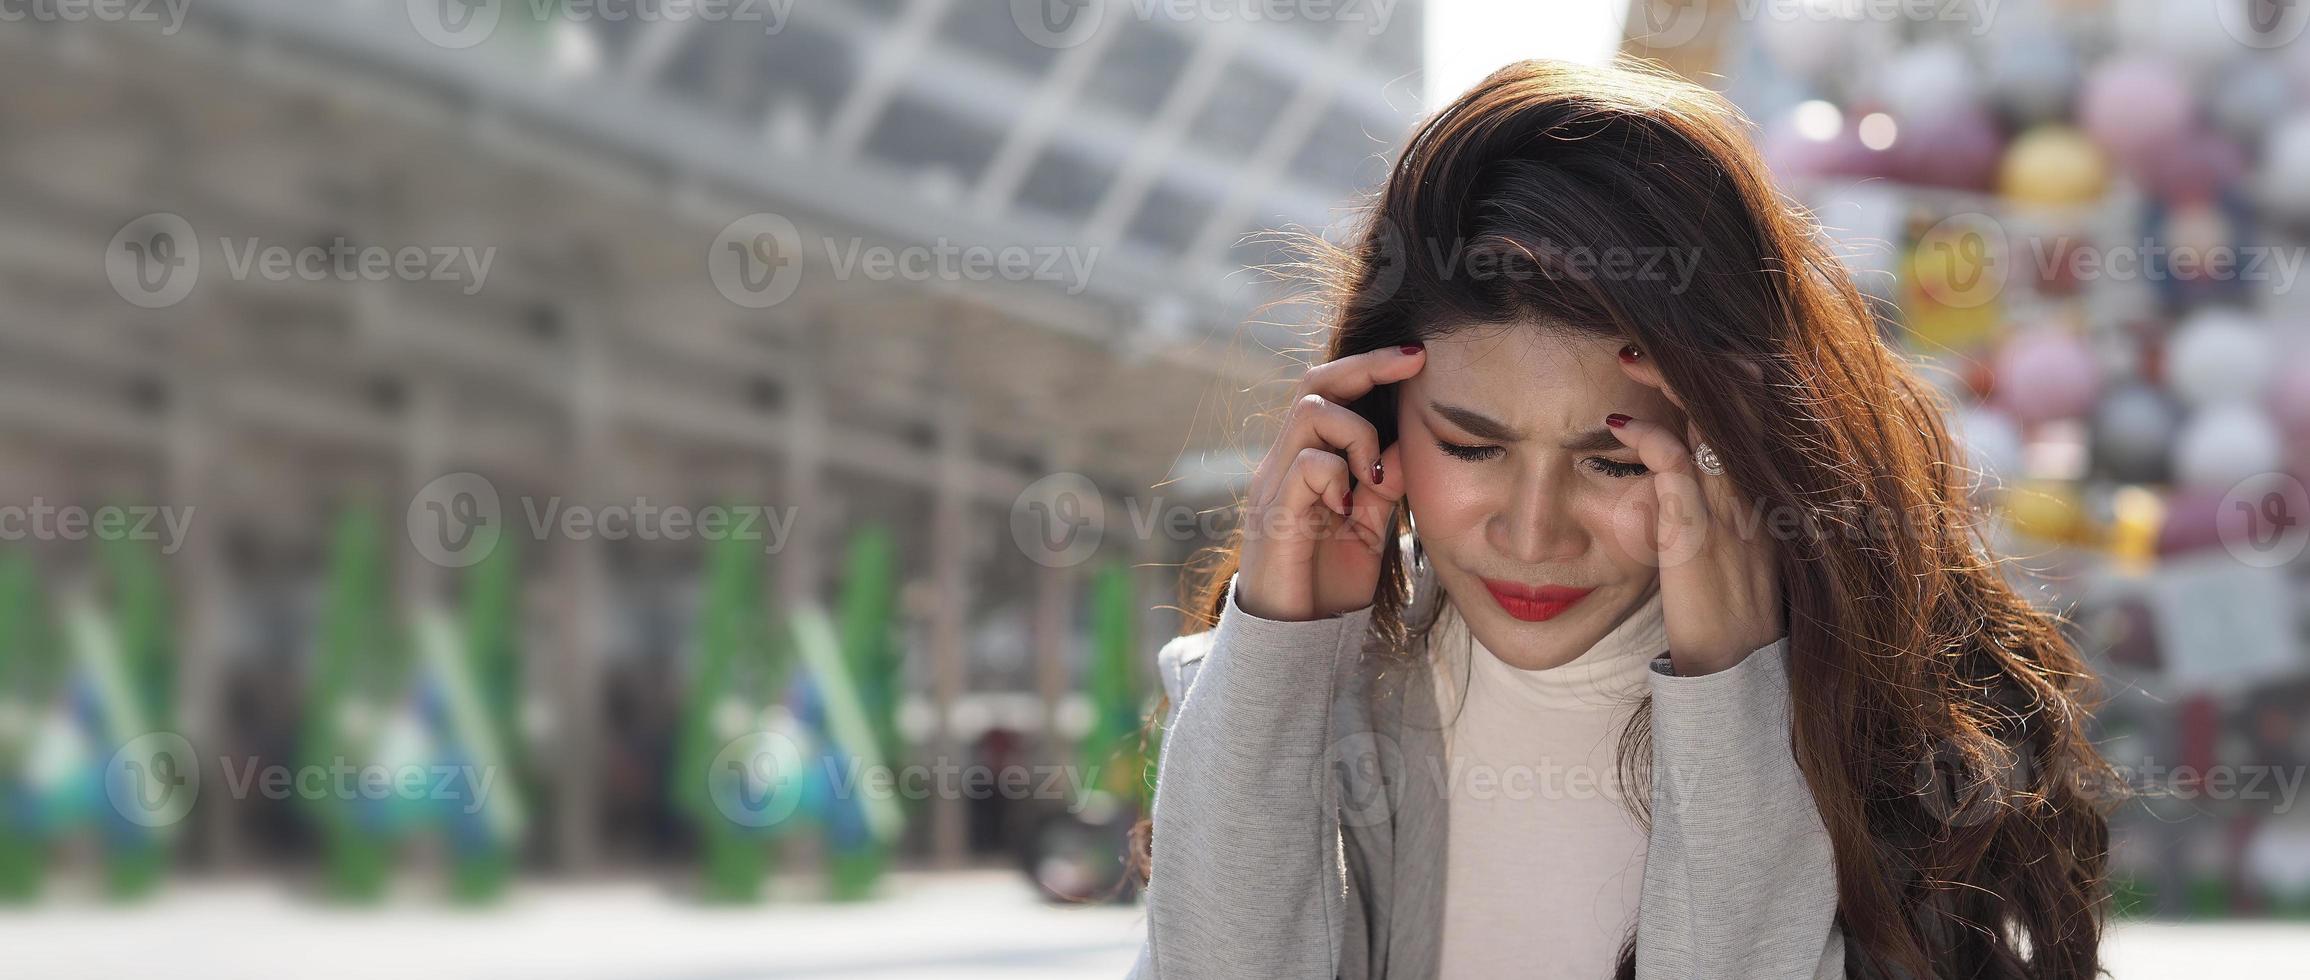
left=1487, top=464, right=1586, bottom=565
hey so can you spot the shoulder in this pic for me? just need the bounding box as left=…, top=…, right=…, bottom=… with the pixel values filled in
left=1155, top=628, right=1217, bottom=706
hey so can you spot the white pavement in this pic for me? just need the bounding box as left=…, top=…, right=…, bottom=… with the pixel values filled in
left=0, top=870, right=2302, bottom=978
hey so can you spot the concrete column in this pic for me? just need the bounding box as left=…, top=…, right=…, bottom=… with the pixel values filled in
left=929, top=396, right=971, bottom=867
left=1032, top=438, right=1080, bottom=764
left=551, top=281, right=613, bottom=873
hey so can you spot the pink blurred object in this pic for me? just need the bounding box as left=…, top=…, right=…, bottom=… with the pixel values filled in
left=2155, top=484, right=2230, bottom=556
left=2144, top=129, right=2246, bottom=204
left=1893, top=106, right=2004, bottom=192
left=2034, top=234, right=2087, bottom=296
left=2079, top=57, right=2195, bottom=176
left=1762, top=115, right=1849, bottom=181
left=2273, top=351, right=2310, bottom=437
left=2156, top=476, right=2310, bottom=559
left=1995, top=328, right=2103, bottom=424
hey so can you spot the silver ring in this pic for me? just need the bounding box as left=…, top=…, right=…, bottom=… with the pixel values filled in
left=1693, top=442, right=1724, bottom=476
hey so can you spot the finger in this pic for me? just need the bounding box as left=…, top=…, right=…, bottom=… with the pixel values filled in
left=1300, top=343, right=1426, bottom=406
left=1285, top=446, right=1355, bottom=524
left=1272, top=393, right=1386, bottom=499
left=1345, top=442, right=1407, bottom=543
left=1605, top=413, right=1713, bottom=562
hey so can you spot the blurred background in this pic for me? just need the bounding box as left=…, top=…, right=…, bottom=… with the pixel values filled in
left=0, top=0, right=2305, bottom=977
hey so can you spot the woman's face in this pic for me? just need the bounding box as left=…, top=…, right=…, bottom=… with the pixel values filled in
left=1393, top=324, right=1683, bottom=670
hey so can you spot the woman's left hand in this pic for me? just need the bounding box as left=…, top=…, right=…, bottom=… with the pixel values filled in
left=1605, top=351, right=1784, bottom=676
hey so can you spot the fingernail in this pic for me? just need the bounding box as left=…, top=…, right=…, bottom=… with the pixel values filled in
left=1618, top=345, right=1641, bottom=363
left=1399, top=343, right=1424, bottom=355
left=1372, top=459, right=1385, bottom=485
left=1605, top=413, right=1631, bottom=428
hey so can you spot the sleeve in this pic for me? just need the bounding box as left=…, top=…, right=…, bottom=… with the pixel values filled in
left=1635, top=637, right=1847, bottom=980
left=1126, top=583, right=1374, bottom=980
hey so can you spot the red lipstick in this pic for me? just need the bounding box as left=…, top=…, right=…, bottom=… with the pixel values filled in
left=1481, top=580, right=1594, bottom=622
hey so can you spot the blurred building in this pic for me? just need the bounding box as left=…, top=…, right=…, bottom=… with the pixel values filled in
left=0, top=1, right=1426, bottom=876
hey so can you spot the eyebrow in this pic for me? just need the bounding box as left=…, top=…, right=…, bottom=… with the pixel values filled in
left=1428, top=400, right=1627, bottom=453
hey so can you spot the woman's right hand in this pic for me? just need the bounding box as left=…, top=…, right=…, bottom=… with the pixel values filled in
left=1233, top=344, right=1424, bottom=622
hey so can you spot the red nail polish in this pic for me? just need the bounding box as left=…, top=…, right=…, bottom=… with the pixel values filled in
left=1618, top=345, right=1641, bottom=363
left=1372, top=459, right=1385, bottom=485
left=1605, top=413, right=1631, bottom=428
left=1399, top=343, right=1424, bottom=355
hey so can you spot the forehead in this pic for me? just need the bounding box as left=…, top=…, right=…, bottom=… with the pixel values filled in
left=1407, top=324, right=1667, bottom=423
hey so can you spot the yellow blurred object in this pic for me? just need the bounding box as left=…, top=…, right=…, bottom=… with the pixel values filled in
left=2000, top=126, right=2109, bottom=207
left=1901, top=250, right=2005, bottom=353
left=2004, top=479, right=2089, bottom=544
left=2105, top=485, right=2166, bottom=571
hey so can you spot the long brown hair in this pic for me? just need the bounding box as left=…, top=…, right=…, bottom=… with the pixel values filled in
left=1134, top=59, right=2113, bottom=978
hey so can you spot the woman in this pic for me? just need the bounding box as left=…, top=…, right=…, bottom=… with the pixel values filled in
left=1125, top=60, right=2112, bottom=979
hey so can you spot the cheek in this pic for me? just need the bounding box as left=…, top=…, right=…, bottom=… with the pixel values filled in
left=1398, top=437, right=1490, bottom=542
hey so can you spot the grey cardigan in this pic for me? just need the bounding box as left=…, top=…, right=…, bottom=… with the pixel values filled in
left=1126, top=578, right=1846, bottom=979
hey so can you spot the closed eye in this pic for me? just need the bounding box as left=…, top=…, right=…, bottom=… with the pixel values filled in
left=1436, top=439, right=1504, bottom=462
left=1586, top=457, right=1649, bottom=478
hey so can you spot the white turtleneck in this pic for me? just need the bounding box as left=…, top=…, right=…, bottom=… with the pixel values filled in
left=1430, top=586, right=1668, bottom=980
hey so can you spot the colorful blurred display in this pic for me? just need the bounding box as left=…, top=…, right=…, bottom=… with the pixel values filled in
left=0, top=2, right=2305, bottom=977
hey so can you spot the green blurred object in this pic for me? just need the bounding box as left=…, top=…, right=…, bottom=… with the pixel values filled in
left=2108, top=874, right=2152, bottom=919
left=300, top=506, right=404, bottom=902
left=1083, top=562, right=1149, bottom=804
left=451, top=528, right=522, bottom=903
left=93, top=526, right=174, bottom=899
left=2185, top=874, right=2232, bottom=918
left=0, top=553, right=58, bottom=902
left=671, top=513, right=791, bottom=903
left=829, top=525, right=902, bottom=899
left=790, top=604, right=903, bottom=900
